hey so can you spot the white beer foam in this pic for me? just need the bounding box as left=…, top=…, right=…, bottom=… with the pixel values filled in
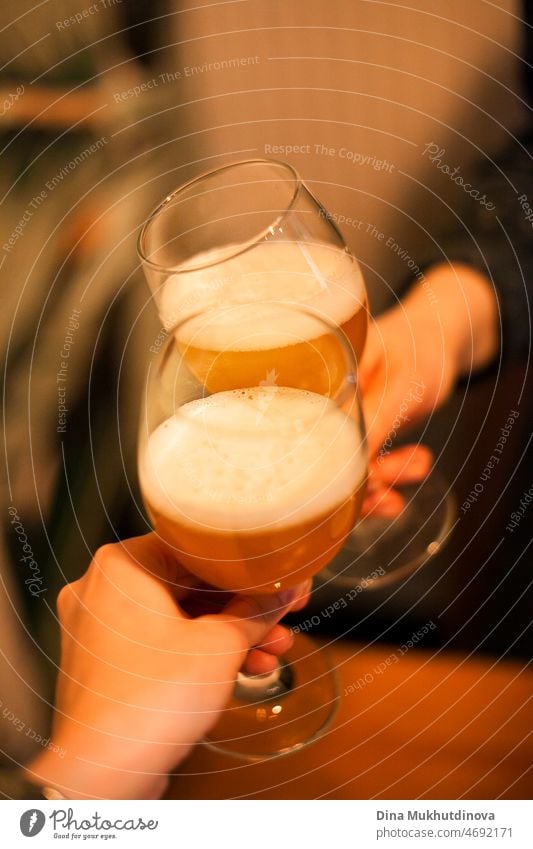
left=140, top=387, right=366, bottom=533
left=158, top=240, right=365, bottom=350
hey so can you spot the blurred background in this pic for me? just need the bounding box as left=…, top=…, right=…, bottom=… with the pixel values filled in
left=0, top=0, right=531, bottom=764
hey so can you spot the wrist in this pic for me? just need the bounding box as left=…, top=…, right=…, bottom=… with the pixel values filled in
left=25, top=736, right=168, bottom=800
left=405, top=263, right=499, bottom=378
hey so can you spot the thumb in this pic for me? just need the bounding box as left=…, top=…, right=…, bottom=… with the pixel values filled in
left=359, top=321, right=384, bottom=396
left=362, top=378, right=393, bottom=458
left=218, top=584, right=307, bottom=649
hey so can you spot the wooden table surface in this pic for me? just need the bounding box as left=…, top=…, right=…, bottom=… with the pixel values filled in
left=167, top=640, right=532, bottom=799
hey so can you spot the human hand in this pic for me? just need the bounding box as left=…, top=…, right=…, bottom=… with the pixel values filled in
left=358, top=263, right=498, bottom=514
left=26, top=533, right=310, bottom=800
left=361, top=262, right=499, bottom=457
left=358, top=290, right=452, bottom=515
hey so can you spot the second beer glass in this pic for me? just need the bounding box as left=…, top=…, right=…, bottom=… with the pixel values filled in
left=138, top=305, right=367, bottom=757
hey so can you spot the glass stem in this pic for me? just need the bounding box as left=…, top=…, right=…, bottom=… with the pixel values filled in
left=234, top=660, right=293, bottom=702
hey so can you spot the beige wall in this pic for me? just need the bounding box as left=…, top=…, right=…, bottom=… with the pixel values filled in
left=147, top=0, right=526, bottom=310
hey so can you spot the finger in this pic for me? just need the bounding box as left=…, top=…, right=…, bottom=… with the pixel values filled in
left=363, top=378, right=430, bottom=460
left=358, top=322, right=384, bottom=394
left=288, top=578, right=313, bottom=612
left=362, top=482, right=406, bottom=518
left=243, top=649, right=280, bottom=676
left=116, top=532, right=195, bottom=600
left=189, top=579, right=311, bottom=622
left=363, top=383, right=397, bottom=458
left=371, top=444, right=433, bottom=485
left=255, top=624, right=294, bottom=656
left=179, top=587, right=232, bottom=618
left=218, top=582, right=307, bottom=648
left=360, top=361, right=409, bottom=460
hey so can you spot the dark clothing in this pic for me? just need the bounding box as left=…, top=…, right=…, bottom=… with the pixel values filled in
left=430, top=135, right=533, bottom=360
left=426, top=3, right=532, bottom=360
left=0, top=770, right=44, bottom=800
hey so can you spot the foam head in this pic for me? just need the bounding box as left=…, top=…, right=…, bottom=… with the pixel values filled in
left=159, top=240, right=366, bottom=351
left=140, top=387, right=366, bottom=533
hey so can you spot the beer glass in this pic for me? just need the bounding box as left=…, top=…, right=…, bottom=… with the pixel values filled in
left=138, top=159, right=452, bottom=589
left=138, top=306, right=366, bottom=757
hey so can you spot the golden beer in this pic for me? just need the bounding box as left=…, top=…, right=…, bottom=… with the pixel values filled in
left=139, top=386, right=367, bottom=594
left=159, top=240, right=367, bottom=396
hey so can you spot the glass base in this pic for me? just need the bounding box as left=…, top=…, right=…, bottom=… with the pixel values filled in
left=206, top=633, right=338, bottom=761
left=321, top=469, right=455, bottom=589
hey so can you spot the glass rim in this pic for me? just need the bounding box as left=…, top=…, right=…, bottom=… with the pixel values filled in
left=137, top=158, right=302, bottom=274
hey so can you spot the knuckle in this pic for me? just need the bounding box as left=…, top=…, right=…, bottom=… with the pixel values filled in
left=93, top=542, right=118, bottom=566
left=204, top=615, right=249, bottom=655
left=91, top=543, right=122, bottom=578
left=56, top=584, right=74, bottom=619
left=56, top=586, right=68, bottom=617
